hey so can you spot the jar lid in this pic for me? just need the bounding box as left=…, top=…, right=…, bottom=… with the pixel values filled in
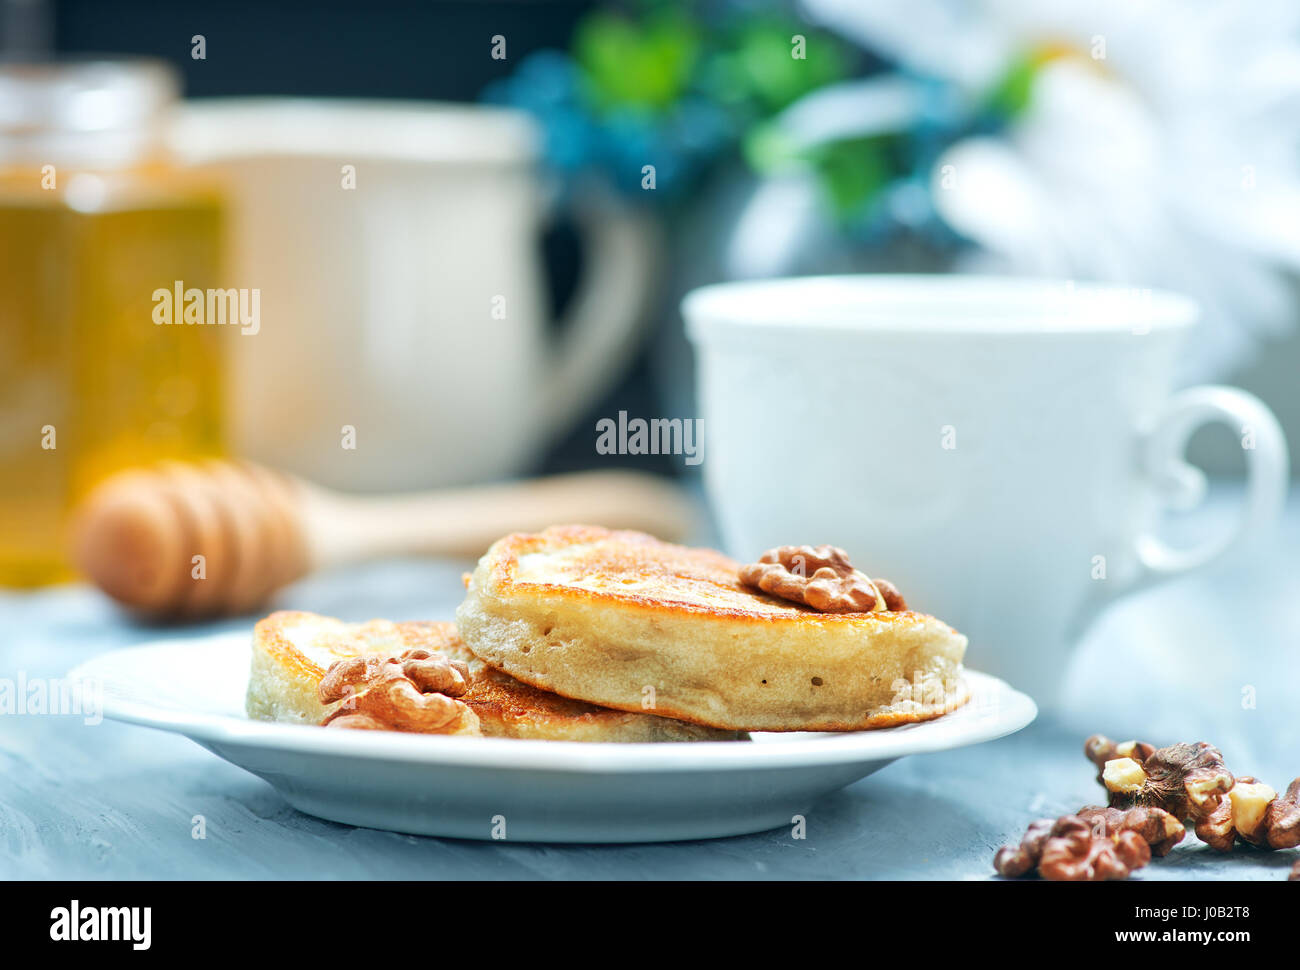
left=0, top=57, right=178, bottom=165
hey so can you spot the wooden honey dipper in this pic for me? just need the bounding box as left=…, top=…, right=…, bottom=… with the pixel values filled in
left=71, top=459, right=695, bottom=618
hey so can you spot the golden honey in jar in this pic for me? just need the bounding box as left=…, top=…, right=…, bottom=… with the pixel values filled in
left=0, top=59, right=226, bottom=585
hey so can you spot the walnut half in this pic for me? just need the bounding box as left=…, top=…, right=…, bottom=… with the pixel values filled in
left=994, top=814, right=1152, bottom=881
left=318, top=648, right=476, bottom=734
left=1201, top=775, right=1300, bottom=851
left=738, top=545, right=906, bottom=614
left=1076, top=805, right=1186, bottom=857
left=1100, top=741, right=1234, bottom=823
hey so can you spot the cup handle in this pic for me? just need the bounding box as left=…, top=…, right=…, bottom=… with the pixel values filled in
left=1132, top=385, right=1288, bottom=582
left=542, top=188, right=661, bottom=439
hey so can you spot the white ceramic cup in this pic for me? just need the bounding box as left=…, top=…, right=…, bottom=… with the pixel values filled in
left=170, top=99, right=656, bottom=492
left=684, top=275, right=1289, bottom=705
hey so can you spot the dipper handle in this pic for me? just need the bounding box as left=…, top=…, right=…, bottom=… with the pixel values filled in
left=71, top=460, right=694, bottom=618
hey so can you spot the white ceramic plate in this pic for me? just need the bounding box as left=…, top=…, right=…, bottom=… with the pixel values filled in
left=69, top=633, right=1036, bottom=843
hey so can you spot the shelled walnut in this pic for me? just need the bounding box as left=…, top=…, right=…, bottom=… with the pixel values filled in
left=1099, top=741, right=1234, bottom=824
left=1195, top=790, right=1239, bottom=852
left=738, top=545, right=905, bottom=613
left=994, top=814, right=1152, bottom=881
left=318, top=647, right=477, bottom=734
left=1263, top=779, right=1300, bottom=849
left=1075, top=805, right=1186, bottom=857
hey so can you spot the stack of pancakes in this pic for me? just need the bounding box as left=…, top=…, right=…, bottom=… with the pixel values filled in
left=247, top=525, right=969, bottom=741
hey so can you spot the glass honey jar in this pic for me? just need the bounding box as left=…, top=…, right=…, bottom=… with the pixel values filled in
left=0, top=59, right=226, bottom=586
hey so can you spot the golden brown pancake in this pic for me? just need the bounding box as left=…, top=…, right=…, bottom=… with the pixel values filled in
left=455, top=525, right=970, bottom=732
left=246, top=610, right=744, bottom=742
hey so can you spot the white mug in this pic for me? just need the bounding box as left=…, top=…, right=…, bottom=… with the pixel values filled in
left=170, top=99, right=656, bottom=492
left=684, top=275, right=1289, bottom=705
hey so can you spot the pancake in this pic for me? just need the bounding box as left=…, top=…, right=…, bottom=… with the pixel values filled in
left=455, top=525, right=970, bottom=732
left=246, top=610, right=744, bottom=742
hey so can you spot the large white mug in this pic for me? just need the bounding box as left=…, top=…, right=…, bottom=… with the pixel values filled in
left=170, top=99, right=656, bottom=492
left=684, top=275, right=1289, bottom=705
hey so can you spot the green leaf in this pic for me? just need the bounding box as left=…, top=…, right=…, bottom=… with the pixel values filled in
left=742, top=120, right=802, bottom=173
left=574, top=10, right=701, bottom=112
left=704, top=22, right=849, bottom=113
left=811, top=135, right=899, bottom=219
left=984, top=51, right=1039, bottom=119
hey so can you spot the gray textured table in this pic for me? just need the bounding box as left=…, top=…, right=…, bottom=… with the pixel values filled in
left=2, top=484, right=1296, bottom=880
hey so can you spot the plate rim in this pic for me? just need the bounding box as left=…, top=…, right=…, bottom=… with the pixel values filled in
left=68, top=632, right=1037, bottom=774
